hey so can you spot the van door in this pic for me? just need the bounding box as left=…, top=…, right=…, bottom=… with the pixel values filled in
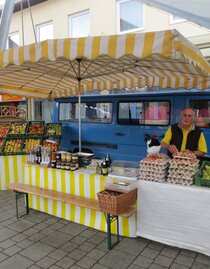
left=116, top=96, right=174, bottom=161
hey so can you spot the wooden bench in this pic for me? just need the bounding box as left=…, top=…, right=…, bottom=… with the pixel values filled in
left=6, top=182, right=136, bottom=250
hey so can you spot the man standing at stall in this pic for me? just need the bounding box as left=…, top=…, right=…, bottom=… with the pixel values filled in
left=161, top=106, right=207, bottom=157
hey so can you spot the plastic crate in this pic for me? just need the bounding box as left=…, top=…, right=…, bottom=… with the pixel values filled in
left=104, top=177, right=138, bottom=193
left=26, top=121, right=45, bottom=135
left=22, top=137, right=42, bottom=153
left=45, top=123, right=62, bottom=136
left=0, top=123, right=10, bottom=137
left=3, top=137, right=23, bottom=155
left=8, top=121, right=27, bottom=136
left=194, top=161, right=210, bottom=187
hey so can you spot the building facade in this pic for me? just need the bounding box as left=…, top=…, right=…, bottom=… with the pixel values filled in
left=5, top=0, right=210, bottom=62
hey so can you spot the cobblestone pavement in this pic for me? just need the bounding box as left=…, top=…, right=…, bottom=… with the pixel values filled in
left=0, top=190, right=210, bottom=269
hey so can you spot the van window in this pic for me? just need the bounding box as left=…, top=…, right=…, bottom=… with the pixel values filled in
left=118, top=101, right=170, bottom=125
left=59, top=102, right=112, bottom=123
left=190, top=100, right=210, bottom=128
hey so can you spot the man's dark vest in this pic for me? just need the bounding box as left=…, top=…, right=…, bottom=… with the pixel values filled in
left=170, top=124, right=202, bottom=153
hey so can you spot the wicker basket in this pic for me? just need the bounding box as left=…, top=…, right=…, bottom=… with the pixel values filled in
left=97, top=188, right=137, bottom=215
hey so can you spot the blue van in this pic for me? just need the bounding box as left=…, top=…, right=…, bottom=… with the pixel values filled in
left=52, top=89, right=210, bottom=161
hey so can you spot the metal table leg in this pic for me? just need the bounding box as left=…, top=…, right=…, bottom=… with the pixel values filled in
left=15, top=191, right=29, bottom=219
left=105, top=213, right=120, bottom=250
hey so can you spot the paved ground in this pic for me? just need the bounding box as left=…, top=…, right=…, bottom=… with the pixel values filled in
left=0, top=191, right=210, bottom=269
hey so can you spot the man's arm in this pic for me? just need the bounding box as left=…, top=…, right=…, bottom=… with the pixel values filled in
left=161, top=127, right=178, bottom=154
left=161, top=141, right=178, bottom=154
left=193, top=150, right=206, bottom=157
left=196, top=132, right=208, bottom=157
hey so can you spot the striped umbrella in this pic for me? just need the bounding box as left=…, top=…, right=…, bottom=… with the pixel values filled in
left=0, top=29, right=209, bottom=100
left=1, top=29, right=209, bottom=151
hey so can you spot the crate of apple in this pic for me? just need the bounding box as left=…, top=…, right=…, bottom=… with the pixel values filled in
left=4, top=139, right=22, bottom=153
left=9, top=122, right=27, bottom=135
left=27, top=121, right=45, bottom=135
left=0, top=124, right=9, bottom=137
left=23, top=138, right=42, bottom=153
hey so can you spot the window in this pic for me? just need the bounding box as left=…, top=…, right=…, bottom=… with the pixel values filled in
left=118, top=101, right=170, bottom=125
left=36, top=21, right=53, bottom=42
left=69, top=10, right=90, bottom=38
left=59, top=102, right=112, bottom=123
left=34, top=100, right=53, bottom=122
left=117, top=0, right=144, bottom=33
left=7, top=32, right=19, bottom=49
left=190, top=100, right=210, bottom=128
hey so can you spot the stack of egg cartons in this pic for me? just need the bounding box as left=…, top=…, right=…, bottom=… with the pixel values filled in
left=139, top=153, right=169, bottom=182
left=167, top=151, right=199, bottom=186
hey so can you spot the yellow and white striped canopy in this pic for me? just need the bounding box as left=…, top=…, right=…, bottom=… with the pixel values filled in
left=0, top=29, right=209, bottom=99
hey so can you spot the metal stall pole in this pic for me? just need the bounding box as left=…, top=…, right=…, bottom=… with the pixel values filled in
left=77, top=58, right=82, bottom=153
left=0, top=0, right=16, bottom=50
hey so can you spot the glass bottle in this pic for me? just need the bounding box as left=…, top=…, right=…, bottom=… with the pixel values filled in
left=96, top=162, right=101, bottom=174
left=105, top=153, right=111, bottom=167
left=37, top=146, right=42, bottom=165
left=31, top=150, right=35, bottom=164
left=101, top=159, right=108, bottom=175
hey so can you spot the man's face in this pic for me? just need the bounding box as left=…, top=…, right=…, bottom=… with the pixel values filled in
left=180, top=108, right=195, bottom=129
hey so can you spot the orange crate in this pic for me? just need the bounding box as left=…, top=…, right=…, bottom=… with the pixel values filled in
left=97, top=188, right=137, bottom=215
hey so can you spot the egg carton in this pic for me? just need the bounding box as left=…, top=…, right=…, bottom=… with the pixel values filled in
left=139, top=173, right=167, bottom=180
left=169, top=169, right=198, bottom=177
left=139, top=177, right=166, bottom=183
left=139, top=166, right=168, bottom=173
left=140, top=159, right=169, bottom=166
left=139, top=163, right=169, bottom=170
left=167, top=177, right=194, bottom=186
left=168, top=171, right=194, bottom=178
left=168, top=166, right=199, bottom=172
left=169, top=159, right=199, bottom=167
left=139, top=171, right=167, bottom=177
left=168, top=170, right=196, bottom=177
left=167, top=174, right=194, bottom=181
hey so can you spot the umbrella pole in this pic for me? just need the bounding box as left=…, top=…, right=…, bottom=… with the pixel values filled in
left=77, top=58, right=82, bottom=153
left=78, top=79, right=81, bottom=153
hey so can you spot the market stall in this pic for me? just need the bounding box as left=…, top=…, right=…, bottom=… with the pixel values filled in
left=0, top=29, right=210, bottom=253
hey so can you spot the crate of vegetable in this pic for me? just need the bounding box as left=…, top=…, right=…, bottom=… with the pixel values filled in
left=8, top=121, right=27, bottom=136
left=194, top=161, right=210, bottom=187
left=45, top=123, right=62, bottom=136
left=26, top=121, right=45, bottom=135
